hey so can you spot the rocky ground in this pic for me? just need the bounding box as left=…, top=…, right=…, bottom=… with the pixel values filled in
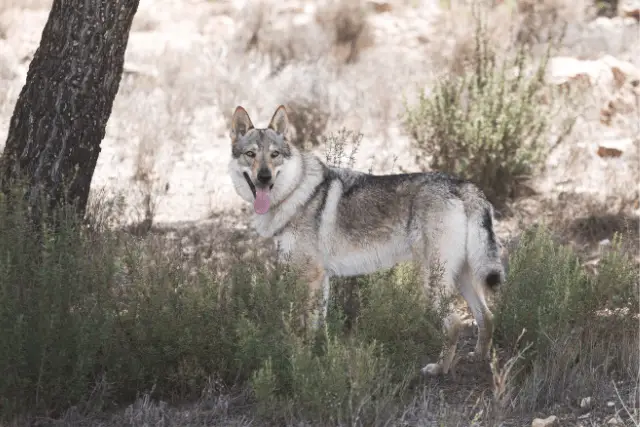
left=0, top=0, right=639, bottom=425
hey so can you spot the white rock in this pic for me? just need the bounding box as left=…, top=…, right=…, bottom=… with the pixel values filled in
left=599, top=239, right=612, bottom=249
left=580, top=396, right=593, bottom=409
left=591, top=16, right=615, bottom=29
left=532, top=415, right=560, bottom=427
left=608, top=415, right=622, bottom=425
left=547, top=56, right=614, bottom=89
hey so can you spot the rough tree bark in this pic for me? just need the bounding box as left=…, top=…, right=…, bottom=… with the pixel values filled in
left=0, top=0, right=139, bottom=221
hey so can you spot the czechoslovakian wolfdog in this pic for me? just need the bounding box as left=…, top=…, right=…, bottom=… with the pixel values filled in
left=228, top=105, right=505, bottom=376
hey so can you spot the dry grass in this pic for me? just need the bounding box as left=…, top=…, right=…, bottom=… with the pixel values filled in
left=514, top=0, right=594, bottom=46
left=552, top=193, right=639, bottom=254
left=504, top=191, right=640, bottom=263
left=426, top=0, right=608, bottom=77
left=233, top=0, right=374, bottom=68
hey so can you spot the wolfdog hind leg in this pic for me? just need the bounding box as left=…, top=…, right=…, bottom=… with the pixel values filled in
left=415, top=244, right=463, bottom=376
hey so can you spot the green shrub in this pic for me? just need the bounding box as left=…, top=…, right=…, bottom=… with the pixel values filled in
left=252, top=336, right=404, bottom=425
left=250, top=263, right=447, bottom=425
left=352, top=263, right=448, bottom=380
left=0, top=185, right=447, bottom=424
left=494, top=225, right=639, bottom=411
left=403, top=17, right=561, bottom=206
left=74, top=251, right=314, bottom=407
left=0, top=190, right=120, bottom=416
left=0, top=185, right=310, bottom=418
left=6, top=177, right=635, bottom=423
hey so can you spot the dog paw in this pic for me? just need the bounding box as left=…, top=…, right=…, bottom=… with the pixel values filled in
left=421, top=363, right=443, bottom=376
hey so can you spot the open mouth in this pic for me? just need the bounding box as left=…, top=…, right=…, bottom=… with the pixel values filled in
left=243, top=172, right=274, bottom=215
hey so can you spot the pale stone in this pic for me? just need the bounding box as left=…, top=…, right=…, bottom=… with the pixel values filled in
left=532, top=415, right=560, bottom=427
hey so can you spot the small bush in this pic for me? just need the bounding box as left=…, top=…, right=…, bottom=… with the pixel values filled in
left=0, top=185, right=310, bottom=418
left=0, top=189, right=120, bottom=416
left=0, top=183, right=446, bottom=424
left=352, top=263, right=448, bottom=381
left=403, top=16, right=561, bottom=207
left=252, top=336, right=404, bottom=425
left=250, top=263, right=447, bottom=425
left=494, top=225, right=639, bottom=411
left=323, top=128, right=363, bottom=168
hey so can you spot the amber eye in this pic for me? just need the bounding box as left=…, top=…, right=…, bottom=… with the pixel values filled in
left=271, top=151, right=280, bottom=159
left=245, top=151, right=256, bottom=158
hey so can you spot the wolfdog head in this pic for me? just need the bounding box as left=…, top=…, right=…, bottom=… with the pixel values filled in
left=228, top=105, right=303, bottom=215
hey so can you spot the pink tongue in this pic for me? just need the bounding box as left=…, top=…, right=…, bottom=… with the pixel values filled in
left=254, top=188, right=271, bottom=215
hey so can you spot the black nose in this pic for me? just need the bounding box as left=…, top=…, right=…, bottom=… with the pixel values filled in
left=257, top=168, right=272, bottom=184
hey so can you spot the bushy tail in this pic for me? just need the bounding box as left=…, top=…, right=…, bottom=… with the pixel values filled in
left=466, top=203, right=505, bottom=291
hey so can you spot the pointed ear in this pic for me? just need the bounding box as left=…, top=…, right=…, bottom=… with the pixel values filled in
left=268, top=105, right=289, bottom=136
left=230, top=106, right=254, bottom=143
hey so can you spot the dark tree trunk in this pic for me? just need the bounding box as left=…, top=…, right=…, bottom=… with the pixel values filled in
left=0, top=0, right=139, bottom=221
